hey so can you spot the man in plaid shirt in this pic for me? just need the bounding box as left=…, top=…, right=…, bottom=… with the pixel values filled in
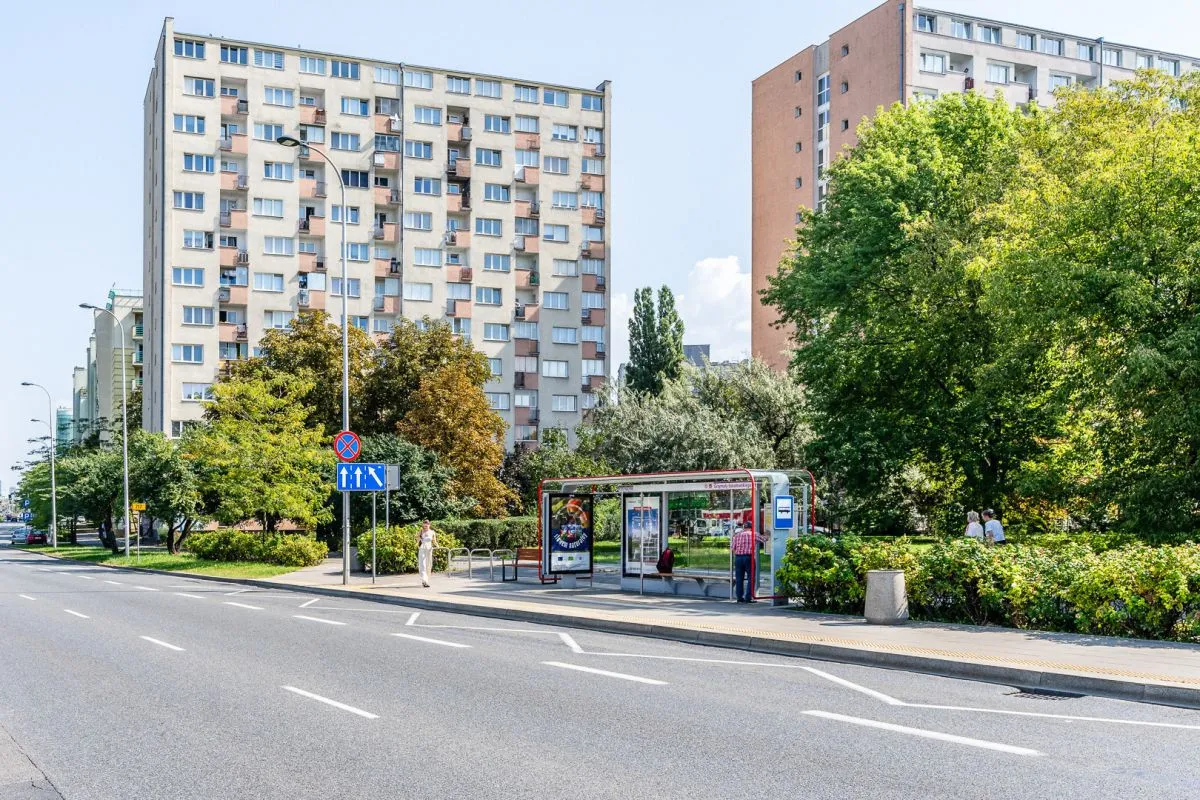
left=732, top=524, right=763, bottom=603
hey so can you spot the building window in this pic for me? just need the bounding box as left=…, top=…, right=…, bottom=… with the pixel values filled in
left=476, top=148, right=502, bottom=167
left=172, top=267, right=204, bottom=286
left=793, top=106, right=802, bottom=118
left=515, top=149, right=540, bottom=168
left=542, top=89, right=567, bottom=107
left=404, top=282, right=433, bottom=301
left=951, top=20, right=971, bottom=39
left=552, top=395, right=577, bottom=412
left=484, top=115, right=511, bottom=134
left=919, top=52, right=946, bottom=74
left=1016, top=32, right=1035, bottom=51
left=483, top=323, right=510, bottom=341
left=551, top=124, right=578, bottom=142
left=446, top=283, right=470, bottom=301
left=794, top=177, right=803, bottom=188
left=515, top=218, right=538, bottom=237
left=182, top=153, right=214, bottom=173
left=514, top=360, right=538, bottom=377
left=584, top=127, right=603, bottom=144
left=173, top=114, right=205, bottom=134
left=543, top=292, right=569, bottom=310
left=413, top=105, right=442, bottom=125
left=514, top=84, right=540, bottom=103
left=475, top=218, right=502, bottom=237
left=344, top=243, right=370, bottom=262
left=341, top=169, right=370, bottom=188
left=330, top=205, right=361, bottom=224
left=253, top=48, right=284, bottom=70
left=514, top=322, right=539, bottom=340
left=263, top=236, right=294, bottom=256
left=987, top=63, right=1010, bottom=84
left=173, top=191, right=204, bottom=210
left=299, top=56, right=326, bottom=75
left=405, top=140, right=433, bottom=159
left=331, top=132, right=361, bottom=151
left=840, top=119, right=850, bottom=131
left=581, top=258, right=604, bottom=276
left=182, top=383, right=215, bottom=402
left=484, top=183, right=511, bottom=202
left=331, top=278, right=361, bottom=297
left=184, top=77, right=214, bottom=97
left=263, top=161, right=294, bottom=181
left=553, top=259, right=579, bottom=277
left=404, top=211, right=432, bottom=230
left=253, top=123, right=284, bottom=142
left=794, top=70, right=802, bottom=82
left=374, top=66, right=400, bottom=84
left=414, top=248, right=443, bottom=266
left=403, top=69, right=433, bottom=89
left=1103, top=48, right=1122, bottom=67
left=551, top=191, right=578, bottom=210
left=476, top=79, right=502, bottom=98
left=183, top=230, right=213, bottom=249
left=451, top=318, right=471, bottom=338
left=1159, top=58, right=1180, bottom=76
left=515, top=116, right=540, bottom=134
left=341, top=97, right=369, bottom=116
left=581, top=191, right=603, bottom=209
left=582, top=359, right=605, bottom=376
left=413, top=177, right=442, bottom=195
left=172, top=344, right=204, bottom=363
left=476, top=287, right=502, bottom=306
left=979, top=26, right=1001, bottom=44
left=181, top=306, right=214, bottom=326
left=582, top=94, right=604, bottom=112
left=485, top=392, right=510, bottom=411
left=264, top=310, right=294, bottom=329
left=484, top=253, right=510, bottom=272
left=264, top=86, right=294, bottom=106
left=817, top=74, right=830, bottom=106
left=1041, top=38, right=1063, bottom=56
left=840, top=44, right=850, bottom=56
left=581, top=292, right=605, bottom=309
left=915, top=13, right=935, bottom=32
left=542, top=360, right=569, bottom=379
left=840, top=81, right=848, bottom=94
left=552, top=327, right=578, bottom=345
left=544, top=156, right=569, bottom=175
left=253, top=272, right=284, bottom=292
left=543, top=224, right=568, bottom=242
left=582, top=325, right=604, bottom=342
left=1077, top=43, right=1096, bottom=62
left=1048, top=74, right=1072, bottom=90
left=330, top=59, right=360, bottom=79
left=1136, top=54, right=1153, bottom=69
left=300, top=125, right=324, bottom=144
left=174, top=39, right=205, bottom=59
left=374, top=318, right=395, bottom=334
left=447, top=76, right=471, bottom=94
left=252, top=198, right=283, bottom=217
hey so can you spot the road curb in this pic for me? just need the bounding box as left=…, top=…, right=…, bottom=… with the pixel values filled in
left=17, top=550, right=1200, bottom=710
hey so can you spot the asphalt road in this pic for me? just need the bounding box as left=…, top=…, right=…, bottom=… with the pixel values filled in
left=2, top=546, right=1199, bottom=800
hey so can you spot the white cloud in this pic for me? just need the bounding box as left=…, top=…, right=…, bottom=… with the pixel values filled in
left=608, top=255, right=751, bottom=371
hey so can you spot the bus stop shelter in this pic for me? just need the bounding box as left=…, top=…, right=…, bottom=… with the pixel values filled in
left=538, top=469, right=814, bottom=604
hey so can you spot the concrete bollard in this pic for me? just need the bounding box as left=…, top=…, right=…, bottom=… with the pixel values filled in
left=865, top=569, right=909, bottom=625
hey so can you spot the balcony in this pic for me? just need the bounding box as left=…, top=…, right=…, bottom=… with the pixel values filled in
left=446, top=265, right=472, bottom=283
left=219, top=246, right=249, bottom=267
left=375, top=114, right=403, bottom=134
left=132, top=351, right=144, bottom=365
left=299, top=252, right=323, bottom=272
left=375, top=257, right=402, bottom=277
left=514, top=372, right=539, bottom=390
left=218, top=285, right=248, bottom=306
left=132, top=324, right=144, bottom=339
left=373, top=222, right=398, bottom=242
left=298, top=215, right=326, bottom=236
left=515, top=166, right=540, bottom=185
left=445, top=298, right=472, bottom=318
left=218, top=133, right=248, bottom=155
left=298, top=143, right=325, bottom=162
left=446, top=193, right=470, bottom=213
left=583, top=340, right=606, bottom=360
left=581, top=241, right=605, bottom=259
left=516, top=132, right=541, bottom=150
left=583, top=273, right=607, bottom=292
left=515, top=200, right=539, bottom=219
left=515, top=338, right=540, bottom=357
left=514, top=302, right=539, bottom=322
left=374, top=295, right=400, bottom=314
left=581, top=307, right=607, bottom=325
left=220, top=96, right=249, bottom=116
left=515, top=270, right=540, bottom=289
left=374, top=185, right=401, bottom=206
left=447, top=123, right=472, bottom=143
left=220, top=172, right=249, bottom=192
left=301, top=178, right=327, bottom=199
left=444, top=229, right=471, bottom=248
left=514, top=235, right=539, bottom=254
left=300, top=106, right=327, bottom=125
left=235, top=323, right=249, bottom=341
left=583, top=142, right=605, bottom=159
left=219, top=209, right=247, bottom=229
left=580, top=173, right=602, bottom=191
left=582, top=206, right=605, bottom=226
left=585, top=375, right=606, bottom=392
left=446, top=159, right=471, bottom=179
left=298, top=289, right=311, bottom=308
left=373, top=151, right=400, bottom=171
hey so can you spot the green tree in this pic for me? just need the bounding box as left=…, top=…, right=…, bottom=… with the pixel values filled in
left=500, top=429, right=611, bottom=512
left=357, top=434, right=464, bottom=524
left=57, top=448, right=125, bottom=552
left=625, top=286, right=685, bottom=395
left=192, top=372, right=335, bottom=532
left=691, top=359, right=809, bottom=468
left=128, top=430, right=207, bottom=553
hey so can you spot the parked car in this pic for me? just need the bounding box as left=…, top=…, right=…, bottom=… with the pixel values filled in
left=10, top=528, right=30, bottom=545
left=27, top=529, right=48, bottom=545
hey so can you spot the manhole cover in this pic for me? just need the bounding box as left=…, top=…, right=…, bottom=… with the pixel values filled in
left=1004, top=688, right=1083, bottom=700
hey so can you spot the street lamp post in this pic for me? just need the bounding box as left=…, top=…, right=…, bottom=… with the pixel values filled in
left=80, top=304, right=131, bottom=558
left=21, top=383, right=57, bottom=548
left=277, top=135, right=351, bottom=585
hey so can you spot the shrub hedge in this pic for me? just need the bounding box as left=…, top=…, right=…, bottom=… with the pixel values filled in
left=777, top=535, right=1200, bottom=643
left=354, top=524, right=462, bottom=574
left=184, top=530, right=328, bottom=567
left=431, top=517, right=537, bottom=551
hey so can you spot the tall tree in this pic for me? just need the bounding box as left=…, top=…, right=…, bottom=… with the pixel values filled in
left=128, top=430, right=207, bottom=553
left=691, top=359, right=809, bottom=468
left=625, top=286, right=685, bottom=395
left=656, top=286, right=685, bottom=385
left=357, top=434, right=464, bottom=524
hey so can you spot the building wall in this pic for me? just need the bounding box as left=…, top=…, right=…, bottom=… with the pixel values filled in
left=90, top=293, right=143, bottom=443
left=826, top=0, right=908, bottom=159
left=144, top=20, right=169, bottom=433
left=148, top=23, right=610, bottom=447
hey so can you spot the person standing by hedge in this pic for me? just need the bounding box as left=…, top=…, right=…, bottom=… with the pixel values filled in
left=417, top=520, right=436, bottom=587
left=965, top=511, right=984, bottom=540
left=982, top=510, right=1006, bottom=545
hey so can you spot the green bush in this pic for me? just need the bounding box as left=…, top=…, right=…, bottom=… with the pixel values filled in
left=355, top=524, right=462, bottom=574
left=432, top=518, right=536, bottom=551
left=183, top=530, right=328, bottom=567
left=776, top=534, right=1200, bottom=643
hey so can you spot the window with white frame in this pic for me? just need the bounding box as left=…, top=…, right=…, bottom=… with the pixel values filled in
left=515, top=218, right=538, bottom=237
left=183, top=230, right=213, bottom=249
left=253, top=48, right=284, bottom=69
left=174, top=39, right=204, bottom=59
left=581, top=94, right=603, bottom=112
left=173, top=114, right=205, bottom=134
left=551, top=124, right=578, bottom=142
left=184, top=76, right=214, bottom=97
left=582, top=325, right=604, bottom=342
left=915, top=13, right=935, bottom=32
left=483, top=323, right=510, bottom=341
left=919, top=52, right=946, bottom=73
left=987, top=63, right=1010, bottom=84
left=172, top=344, right=204, bottom=363
left=475, top=218, right=502, bottom=236
left=476, top=287, right=502, bottom=305
left=173, top=191, right=204, bottom=210
left=1103, top=48, right=1122, bottom=67
left=542, top=360, right=568, bottom=378
left=182, top=153, right=214, bottom=173
left=552, top=326, right=578, bottom=344
left=979, top=26, right=1001, bottom=44
left=330, top=205, right=361, bottom=224
left=405, top=140, right=433, bottom=159
left=413, top=177, right=442, bottom=195
left=544, top=156, right=568, bottom=174
left=515, top=115, right=539, bottom=133
left=404, top=69, right=432, bottom=89
left=514, top=358, right=538, bottom=375
left=543, top=88, right=567, bottom=107
left=374, top=66, right=399, bottom=84
left=475, top=79, right=502, bottom=98
left=300, top=124, right=324, bottom=143
left=584, top=127, right=603, bottom=143
left=950, top=19, right=970, bottom=39
left=446, top=283, right=470, bottom=300
left=582, top=158, right=604, bottom=175
left=476, top=148, right=502, bottom=167
left=414, top=248, right=443, bottom=266
left=172, top=267, right=204, bottom=286
left=253, top=123, right=283, bottom=141
left=331, top=59, right=360, bottom=79
left=263, top=310, right=294, bottom=329
left=515, top=84, right=539, bottom=103
left=300, top=56, right=326, bottom=74
left=182, top=383, right=214, bottom=402
left=552, top=191, right=578, bottom=210
left=1077, top=43, right=1096, bottom=61
left=583, top=226, right=604, bottom=242
left=403, top=282, right=433, bottom=301
left=221, top=47, right=248, bottom=65
left=344, top=243, right=370, bottom=261
left=253, top=197, right=284, bottom=217
left=1159, top=58, right=1180, bottom=76
left=484, top=114, right=510, bottom=133
left=413, top=105, right=442, bottom=125
left=263, top=236, right=294, bottom=256
left=581, top=393, right=598, bottom=410
left=484, top=183, right=510, bottom=202
left=514, top=321, right=539, bottom=339
left=1048, top=74, right=1072, bottom=90
left=1041, top=37, right=1062, bottom=56
left=331, top=132, right=361, bottom=150
left=484, top=253, right=510, bottom=272
left=377, top=277, right=400, bottom=296
left=263, top=161, right=294, bottom=180
left=543, top=224, right=568, bottom=242
left=581, top=292, right=605, bottom=309
left=447, top=76, right=470, bottom=94
left=451, top=318, right=471, bottom=338
left=374, top=318, right=395, bottom=334
left=487, top=358, right=503, bottom=377
left=253, top=272, right=284, bottom=292
left=341, top=97, right=369, bottom=116
left=552, top=259, right=578, bottom=276
left=1017, top=32, right=1035, bottom=50
left=486, top=392, right=511, bottom=410
left=404, top=211, right=432, bottom=230
left=515, top=149, right=540, bottom=167
left=543, top=292, right=569, bottom=310
left=264, top=86, right=293, bottom=106
left=581, top=258, right=604, bottom=275
left=376, top=134, right=402, bottom=152
left=182, top=306, right=214, bottom=326
left=331, top=278, right=361, bottom=297
left=552, top=395, right=577, bottom=412
left=582, top=359, right=605, bottom=376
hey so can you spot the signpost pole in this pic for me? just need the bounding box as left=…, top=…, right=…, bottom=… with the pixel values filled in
left=638, top=493, right=645, bottom=597
left=371, top=492, right=377, bottom=585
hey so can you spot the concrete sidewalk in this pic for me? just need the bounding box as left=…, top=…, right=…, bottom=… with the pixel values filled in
left=261, top=558, right=1200, bottom=709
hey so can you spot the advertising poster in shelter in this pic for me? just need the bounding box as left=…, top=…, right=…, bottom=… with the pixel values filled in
left=547, top=494, right=594, bottom=574
left=623, top=495, right=662, bottom=576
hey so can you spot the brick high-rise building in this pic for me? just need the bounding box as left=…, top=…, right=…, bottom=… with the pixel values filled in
left=752, top=0, right=1197, bottom=369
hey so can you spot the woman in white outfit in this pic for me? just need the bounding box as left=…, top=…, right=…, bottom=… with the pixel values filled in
left=965, top=511, right=984, bottom=540
left=417, top=520, right=436, bottom=588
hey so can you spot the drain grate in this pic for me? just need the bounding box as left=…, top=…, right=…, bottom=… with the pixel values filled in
left=1005, top=687, right=1083, bottom=700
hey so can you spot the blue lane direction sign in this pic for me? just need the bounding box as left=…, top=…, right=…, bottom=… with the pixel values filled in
left=773, top=495, right=796, bottom=530
left=337, top=463, right=387, bottom=492
left=334, top=430, right=361, bottom=462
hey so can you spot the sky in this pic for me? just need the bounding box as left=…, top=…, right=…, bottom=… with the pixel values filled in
left=1, top=0, right=1198, bottom=488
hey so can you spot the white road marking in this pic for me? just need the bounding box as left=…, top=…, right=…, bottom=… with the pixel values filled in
left=405, top=612, right=420, bottom=626
left=140, top=636, right=185, bottom=652
left=802, top=666, right=905, bottom=706
left=293, top=615, right=346, bottom=626
left=19, top=595, right=36, bottom=601
left=224, top=601, right=263, bottom=611
left=802, top=710, right=1042, bottom=756
left=64, top=610, right=89, bottom=619
left=281, top=686, right=378, bottom=719
left=166, top=584, right=204, bottom=588
left=103, top=580, right=123, bottom=586
left=542, top=661, right=668, bottom=685
left=908, top=704, right=1200, bottom=731
left=299, top=598, right=319, bottom=608
left=225, top=588, right=252, bottom=596
left=174, top=593, right=206, bottom=600
left=133, top=586, right=159, bottom=592
left=559, top=633, right=584, bottom=653
left=74, top=575, right=94, bottom=580
left=392, top=632, right=471, bottom=649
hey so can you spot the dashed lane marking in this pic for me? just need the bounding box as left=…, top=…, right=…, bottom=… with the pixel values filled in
left=64, top=610, right=89, bottom=619
left=140, top=636, right=185, bottom=652
left=802, top=710, right=1042, bottom=756
left=282, top=686, right=377, bottom=719
left=391, top=632, right=471, bottom=649
left=224, top=601, right=264, bottom=611
left=293, top=615, right=346, bottom=626
left=542, top=661, right=668, bottom=686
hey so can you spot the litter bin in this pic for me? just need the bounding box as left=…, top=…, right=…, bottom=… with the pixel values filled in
left=865, top=569, right=908, bottom=625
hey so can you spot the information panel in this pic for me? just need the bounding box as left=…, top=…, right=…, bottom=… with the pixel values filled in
left=623, top=495, right=662, bottom=577
left=547, top=494, right=594, bottom=574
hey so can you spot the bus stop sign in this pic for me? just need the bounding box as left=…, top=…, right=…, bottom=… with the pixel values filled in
left=773, top=495, right=795, bottom=530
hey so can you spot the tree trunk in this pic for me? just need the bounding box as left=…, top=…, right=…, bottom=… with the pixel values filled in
left=176, top=519, right=195, bottom=553
left=166, top=523, right=179, bottom=555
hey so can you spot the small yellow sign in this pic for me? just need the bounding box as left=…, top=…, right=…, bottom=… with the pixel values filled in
left=131, top=502, right=147, bottom=512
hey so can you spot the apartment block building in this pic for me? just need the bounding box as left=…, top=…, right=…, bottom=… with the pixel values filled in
left=752, top=0, right=1199, bottom=370
left=144, top=19, right=611, bottom=448
left=81, top=290, right=144, bottom=444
